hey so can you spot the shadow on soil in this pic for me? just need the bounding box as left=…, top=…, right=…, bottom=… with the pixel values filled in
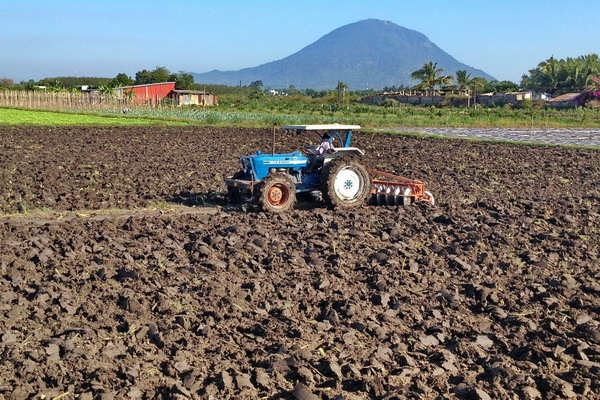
left=168, top=190, right=229, bottom=208
left=168, top=190, right=328, bottom=212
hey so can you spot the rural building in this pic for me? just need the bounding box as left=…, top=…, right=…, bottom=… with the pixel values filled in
left=548, top=93, right=580, bottom=108
left=114, top=82, right=176, bottom=105
left=532, top=92, right=552, bottom=101
left=476, top=91, right=533, bottom=106
left=113, top=82, right=218, bottom=106
left=169, top=90, right=218, bottom=106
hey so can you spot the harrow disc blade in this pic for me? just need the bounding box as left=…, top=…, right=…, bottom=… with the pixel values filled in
left=399, top=187, right=412, bottom=206
left=385, top=187, right=395, bottom=205
left=394, top=189, right=403, bottom=205
left=372, top=184, right=414, bottom=207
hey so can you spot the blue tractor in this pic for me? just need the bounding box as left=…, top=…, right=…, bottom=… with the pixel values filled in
left=225, top=124, right=372, bottom=212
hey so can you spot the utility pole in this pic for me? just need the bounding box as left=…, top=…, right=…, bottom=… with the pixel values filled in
left=337, top=81, right=345, bottom=104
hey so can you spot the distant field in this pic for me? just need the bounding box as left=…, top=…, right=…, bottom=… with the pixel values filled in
left=0, top=108, right=193, bottom=126
left=0, top=107, right=314, bottom=128
left=2, top=105, right=600, bottom=129
left=0, top=107, right=341, bottom=128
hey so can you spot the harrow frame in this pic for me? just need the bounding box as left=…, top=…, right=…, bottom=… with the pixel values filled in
left=370, top=169, right=435, bottom=206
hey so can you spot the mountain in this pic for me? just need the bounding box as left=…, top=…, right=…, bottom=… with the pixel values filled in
left=191, top=19, right=495, bottom=91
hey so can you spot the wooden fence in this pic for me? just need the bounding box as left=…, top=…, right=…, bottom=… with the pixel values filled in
left=0, top=90, right=161, bottom=111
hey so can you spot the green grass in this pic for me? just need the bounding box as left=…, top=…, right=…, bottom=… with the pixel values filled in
left=0, top=108, right=193, bottom=126
left=216, top=94, right=600, bottom=128
left=2, top=103, right=600, bottom=129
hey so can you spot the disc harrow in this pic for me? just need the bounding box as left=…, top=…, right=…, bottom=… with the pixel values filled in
left=370, top=169, right=435, bottom=206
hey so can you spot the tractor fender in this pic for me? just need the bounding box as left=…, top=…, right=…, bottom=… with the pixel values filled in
left=324, top=147, right=365, bottom=164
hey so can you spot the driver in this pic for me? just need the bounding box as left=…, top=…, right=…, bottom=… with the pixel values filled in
left=306, top=133, right=334, bottom=172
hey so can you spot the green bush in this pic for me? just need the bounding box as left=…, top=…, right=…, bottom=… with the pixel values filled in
left=519, top=99, right=533, bottom=110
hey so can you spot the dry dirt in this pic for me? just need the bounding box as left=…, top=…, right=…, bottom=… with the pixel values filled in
left=1, top=126, right=599, bottom=400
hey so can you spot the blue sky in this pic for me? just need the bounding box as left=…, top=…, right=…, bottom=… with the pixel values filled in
left=1, top=0, right=598, bottom=85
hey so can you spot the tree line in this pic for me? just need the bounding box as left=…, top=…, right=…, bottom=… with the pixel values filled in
left=521, top=54, right=600, bottom=95
left=0, top=67, right=199, bottom=92
left=1, top=54, right=599, bottom=99
left=402, top=53, right=600, bottom=97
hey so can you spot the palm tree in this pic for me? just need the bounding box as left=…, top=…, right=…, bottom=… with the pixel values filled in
left=455, top=70, right=472, bottom=92
left=563, top=60, right=588, bottom=92
left=579, top=54, right=600, bottom=89
left=469, top=77, right=487, bottom=108
left=411, top=62, right=453, bottom=91
left=538, top=56, right=560, bottom=94
left=455, top=70, right=479, bottom=106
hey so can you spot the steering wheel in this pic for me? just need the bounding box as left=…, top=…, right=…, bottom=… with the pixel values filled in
left=302, top=146, right=318, bottom=156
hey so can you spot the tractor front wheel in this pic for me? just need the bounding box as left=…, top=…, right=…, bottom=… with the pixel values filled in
left=321, top=158, right=370, bottom=209
left=258, top=173, right=296, bottom=212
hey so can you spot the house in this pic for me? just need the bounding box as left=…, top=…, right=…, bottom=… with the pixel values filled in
left=532, top=92, right=552, bottom=102
left=169, top=90, right=218, bottom=106
left=114, top=82, right=176, bottom=105
left=114, top=82, right=218, bottom=106
left=477, top=91, right=533, bottom=106
left=548, top=93, right=580, bottom=109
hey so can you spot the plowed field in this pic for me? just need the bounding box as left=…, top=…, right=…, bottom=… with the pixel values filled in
left=1, top=126, right=599, bottom=399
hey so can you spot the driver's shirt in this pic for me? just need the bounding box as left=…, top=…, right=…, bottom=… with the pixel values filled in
left=316, top=140, right=333, bottom=155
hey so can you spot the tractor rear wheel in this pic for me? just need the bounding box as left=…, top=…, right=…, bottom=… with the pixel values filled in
left=258, top=173, right=296, bottom=212
left=321, top=157, right=370, bottom=209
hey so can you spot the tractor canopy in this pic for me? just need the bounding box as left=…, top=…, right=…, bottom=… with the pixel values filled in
left=283, top=123, right=361, bottom=148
